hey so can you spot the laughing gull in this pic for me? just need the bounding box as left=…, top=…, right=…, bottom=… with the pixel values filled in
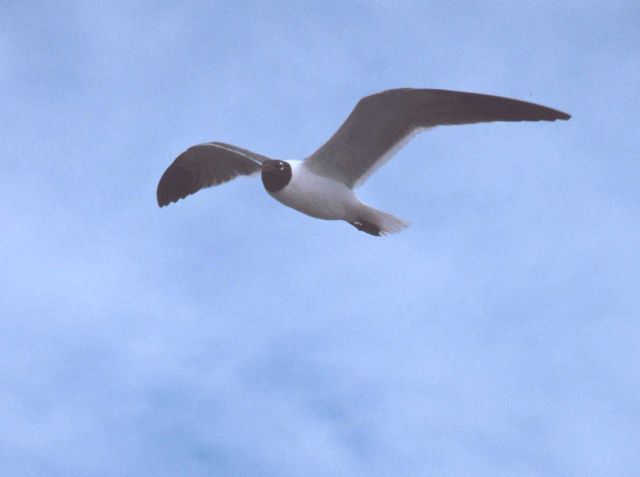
left=157, top=88, right=570, bottom=236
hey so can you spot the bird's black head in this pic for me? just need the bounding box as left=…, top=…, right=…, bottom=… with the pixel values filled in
left=261, top=160, right=292, bottom=193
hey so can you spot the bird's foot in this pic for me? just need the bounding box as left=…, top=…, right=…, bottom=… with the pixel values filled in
left=349, top=220, right=381, bottom=236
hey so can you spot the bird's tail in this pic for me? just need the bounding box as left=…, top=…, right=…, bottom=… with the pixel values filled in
left=354, top=204, right=410, bottom=236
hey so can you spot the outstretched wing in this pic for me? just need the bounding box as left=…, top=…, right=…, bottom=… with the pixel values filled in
left=157, top=142, right=270, bottom=207
left=304, top=88, right=571, bottom=188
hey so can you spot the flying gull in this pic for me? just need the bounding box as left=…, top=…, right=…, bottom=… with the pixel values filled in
left=157, top=88, right=570, bottom=236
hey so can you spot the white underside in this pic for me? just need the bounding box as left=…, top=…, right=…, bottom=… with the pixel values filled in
left=268, top=161, right=409, bottom=234
left=269, top=161, right=358, bottom=220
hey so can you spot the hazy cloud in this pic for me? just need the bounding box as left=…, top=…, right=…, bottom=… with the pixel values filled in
left=1, top=2, right=639, bottom=476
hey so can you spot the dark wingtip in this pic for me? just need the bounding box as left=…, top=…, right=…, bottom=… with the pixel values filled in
left=156, top=166, right=193, bottom=208
left=156, top=176, right=172, bottom=207
left=157, top=195, right=173, bottom=208
left=156, top=182, right=168, bottom=207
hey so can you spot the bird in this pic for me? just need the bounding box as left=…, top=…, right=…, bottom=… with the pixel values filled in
left=157, top=88, right=570, bottom=236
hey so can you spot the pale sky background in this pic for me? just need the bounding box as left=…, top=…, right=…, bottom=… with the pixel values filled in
left=1, top=1, right=639, bottom=476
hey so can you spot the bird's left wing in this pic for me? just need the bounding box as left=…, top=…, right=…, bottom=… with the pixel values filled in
left=304, top=88, right=571, bottom=188
left=157, top=142, right=270, bottom=207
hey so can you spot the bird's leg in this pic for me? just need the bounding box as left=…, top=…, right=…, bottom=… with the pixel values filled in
left=349, top=220, right=382, bottom=236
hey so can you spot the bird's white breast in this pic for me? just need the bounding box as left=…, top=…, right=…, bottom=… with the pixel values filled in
left=268, top=160, right=357, bottom=220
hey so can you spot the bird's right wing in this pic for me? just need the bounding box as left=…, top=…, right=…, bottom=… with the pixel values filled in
left=157, top=142, right=270, bottom=207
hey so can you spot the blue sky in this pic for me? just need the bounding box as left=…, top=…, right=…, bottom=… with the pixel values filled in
left=1, top=1, right=639, bottom=476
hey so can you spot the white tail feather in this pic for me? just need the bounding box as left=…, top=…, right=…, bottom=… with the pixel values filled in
left=358, top=204, right=410, bottom=235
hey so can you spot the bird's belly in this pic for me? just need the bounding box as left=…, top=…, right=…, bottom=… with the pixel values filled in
left=269, top=170, right=355, bottom=220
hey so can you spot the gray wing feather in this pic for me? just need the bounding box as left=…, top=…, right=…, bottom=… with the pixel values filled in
left=305, top=88, right=571, bottom=188
left=157, top=142, right=270, bottom=207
